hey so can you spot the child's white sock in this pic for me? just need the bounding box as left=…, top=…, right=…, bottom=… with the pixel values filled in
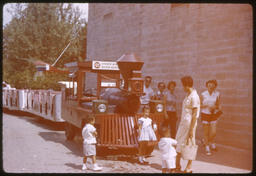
left=139, top=156, right=143, bottom=163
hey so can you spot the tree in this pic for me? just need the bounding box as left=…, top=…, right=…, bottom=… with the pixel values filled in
left=3, top=3, right=87, bottom=89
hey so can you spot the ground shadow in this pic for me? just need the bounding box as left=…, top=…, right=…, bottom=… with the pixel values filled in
left=195, top=141, right=251, bottom=171
left=193, top=122, right=252, bottom=171
left=3, top=110, right=65, bottom=131
left=38, top=131, right=83, bottom=157
left=65, top=163, right=82, bottom=171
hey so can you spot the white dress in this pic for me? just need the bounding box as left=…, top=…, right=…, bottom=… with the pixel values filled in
left=138, top=117, right=157, bottom=141
left=175, top=89, right=200, bottom=154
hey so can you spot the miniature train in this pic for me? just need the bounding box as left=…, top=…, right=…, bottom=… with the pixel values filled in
left=2, top=54, right=166, bottom=154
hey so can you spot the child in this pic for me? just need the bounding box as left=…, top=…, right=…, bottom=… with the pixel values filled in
left=137, top=105, right=157, bottom=164
left=158, top=124, right=177, bottom=173
left=81, top=115, right=102, bottom=171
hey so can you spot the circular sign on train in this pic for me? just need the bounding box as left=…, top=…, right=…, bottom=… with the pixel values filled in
left=92, top=61, right=119, bottom=70
left=98, top=103, right=107, bottom=112
left=94, top=61, right=101, bottom=68
left=156, top=104, right=163, bottom=112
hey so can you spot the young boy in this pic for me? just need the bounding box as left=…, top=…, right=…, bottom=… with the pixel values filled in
left=82, top=115, right=102, bottom=171
left=158, top=124, right=177, bottom=173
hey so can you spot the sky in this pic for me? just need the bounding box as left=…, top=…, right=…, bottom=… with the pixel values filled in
left=3, top=3, right=89, bottom=27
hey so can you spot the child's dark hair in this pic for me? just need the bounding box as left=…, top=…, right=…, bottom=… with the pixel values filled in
left=158, top=123, right=170, bottom=138
left=81, top=115, right=95, bottom=127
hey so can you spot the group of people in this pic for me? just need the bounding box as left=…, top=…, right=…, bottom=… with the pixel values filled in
left=137, top=75, right=221, bottom=173
left=80, top=75, right=221, bottom=173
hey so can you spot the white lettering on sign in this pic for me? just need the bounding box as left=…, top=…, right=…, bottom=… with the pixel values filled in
left=92, top=61, right=119, bottom=70
left=101, top=82, right=117, bottom=87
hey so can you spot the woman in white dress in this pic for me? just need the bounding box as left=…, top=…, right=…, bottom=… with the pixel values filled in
left=137, top=105, right=157, bottom=164
left=175, top=76, right=200, bottom=173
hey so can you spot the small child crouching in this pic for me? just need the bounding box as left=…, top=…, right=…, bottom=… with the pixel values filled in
left=158, top=124, right=177, bottom=173
left=81, top=115, right=102, bottom=171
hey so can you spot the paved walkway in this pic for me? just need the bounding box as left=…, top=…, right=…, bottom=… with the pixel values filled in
left=147, top=142, right=252, bottom=173
left=75, top=132, right=252, bottom=173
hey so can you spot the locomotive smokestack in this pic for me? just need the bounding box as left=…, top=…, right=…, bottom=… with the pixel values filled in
left=117, top=53, right=144, bottom=90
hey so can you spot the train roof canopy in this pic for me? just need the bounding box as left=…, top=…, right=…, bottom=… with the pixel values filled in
left=64, top=61, right=120, bottom=74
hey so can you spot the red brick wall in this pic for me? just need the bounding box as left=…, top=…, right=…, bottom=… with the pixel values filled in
left=87, top=3, right=252, bottom=151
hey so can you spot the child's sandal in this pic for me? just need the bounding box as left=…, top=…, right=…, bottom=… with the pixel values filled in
left=183, top=169, right=193, bottom=173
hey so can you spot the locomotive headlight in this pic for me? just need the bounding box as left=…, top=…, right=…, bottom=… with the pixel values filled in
left=149, top=100, right=164, bottom=114
left=93, top=99, right=108, bottom=114
left=156, top=104, right=163, bottom=112
left=98, top=104, right=107, bottom=113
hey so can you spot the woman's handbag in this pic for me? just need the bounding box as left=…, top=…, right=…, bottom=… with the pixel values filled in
left=181, top=137, right=198, bottom=160
left=212, top=110, right=223, bottom=120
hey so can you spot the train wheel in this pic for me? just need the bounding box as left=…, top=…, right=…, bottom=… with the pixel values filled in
left=65, top=123, right=75, bottom=141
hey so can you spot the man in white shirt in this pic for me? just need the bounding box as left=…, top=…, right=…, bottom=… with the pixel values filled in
left=139, top=76, right=154, bottom=113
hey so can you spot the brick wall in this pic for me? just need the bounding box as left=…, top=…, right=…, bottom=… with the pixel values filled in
left=87, top=3, right=252, bottom=151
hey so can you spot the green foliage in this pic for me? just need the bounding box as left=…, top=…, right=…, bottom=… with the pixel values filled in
left=30, top=72, right=69, bottom=91
left=3, top=3, right=87, bottom=89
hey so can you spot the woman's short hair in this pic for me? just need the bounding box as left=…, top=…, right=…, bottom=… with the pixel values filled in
left=206, top=79, right=218, bottom=88
left=158, top=82, right=166, bottom=89
left=167, top=81, right=176, bottom=90
left=181, top=76, right=193, bottom=87
left=145, top=76, right=152, bottom=80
